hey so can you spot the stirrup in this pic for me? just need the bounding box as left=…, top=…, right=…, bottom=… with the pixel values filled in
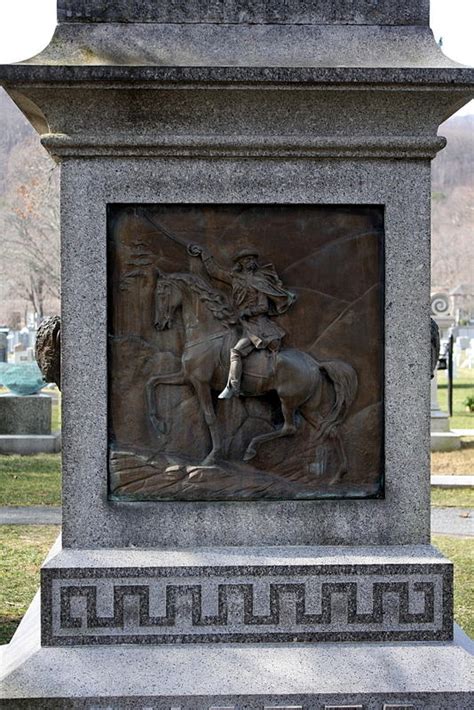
left=218, top=382, right=240, bottom=399
left=218, top=385, right=234, bottom=399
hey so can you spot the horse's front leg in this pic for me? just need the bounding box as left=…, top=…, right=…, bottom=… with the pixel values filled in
left=244, top=399, right=298, bottom=462
left=191, top=380, right=223, bottom=465
left=146, top=369, right=186, bottom=434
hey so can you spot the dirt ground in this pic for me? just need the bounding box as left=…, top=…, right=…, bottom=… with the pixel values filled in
left=431, top=438, right=474, bottom=475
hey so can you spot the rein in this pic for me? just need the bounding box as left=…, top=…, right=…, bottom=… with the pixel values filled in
left=183, top=331, right=229, bottom=350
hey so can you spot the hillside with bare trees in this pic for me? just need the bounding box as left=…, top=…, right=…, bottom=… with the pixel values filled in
left=0, top=90, right=59, bottom=326
left=431, top=115, right=474, bottom=303
left=0, top=88, right=472, bottom=325
left=0, top=91, right=31, bottom=194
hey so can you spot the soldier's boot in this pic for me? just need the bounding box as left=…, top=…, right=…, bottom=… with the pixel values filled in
left=218, top=349, right=242, bottom=399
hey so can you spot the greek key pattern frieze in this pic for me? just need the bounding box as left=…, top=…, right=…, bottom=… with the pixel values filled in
left=41, top=564, right=452, bottom=645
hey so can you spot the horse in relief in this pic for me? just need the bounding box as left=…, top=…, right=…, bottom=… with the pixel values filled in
left=148, top=270, right=358, bottom=482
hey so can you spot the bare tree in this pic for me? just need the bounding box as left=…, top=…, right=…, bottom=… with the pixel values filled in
left=431, top=116, right=474, bottom=297
left=0, top=89, right=32, bottom=194
left=1, top=137, right=60, bottom=321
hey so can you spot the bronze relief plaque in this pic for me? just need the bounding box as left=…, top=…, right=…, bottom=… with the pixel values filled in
left=108, top=205, right=384, bottom=501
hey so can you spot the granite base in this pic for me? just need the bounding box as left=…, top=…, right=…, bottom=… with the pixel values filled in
left=1, top=592, right=472, bottom=709
left=430, top=432, right=462, bottom=452
left=40, top=546, right=453, bottom=646
left=0, top=433, right=61, bottom=455
left=430, top=411, right=451, bottom=433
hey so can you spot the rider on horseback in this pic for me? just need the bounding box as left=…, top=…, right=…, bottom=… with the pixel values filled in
left=190, top=245, right=296, bottom=399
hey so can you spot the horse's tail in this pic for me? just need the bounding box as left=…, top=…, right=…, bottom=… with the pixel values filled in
left=302, top=359, right=358, bottom=442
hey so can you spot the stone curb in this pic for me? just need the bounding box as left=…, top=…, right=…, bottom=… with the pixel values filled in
left=431, top=475, right=474, bottom=488
left=0, top=506, right=62, bottom=525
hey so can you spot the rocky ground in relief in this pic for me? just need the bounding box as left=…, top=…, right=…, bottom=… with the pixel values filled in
left=109, top=449, right=380, bottom=501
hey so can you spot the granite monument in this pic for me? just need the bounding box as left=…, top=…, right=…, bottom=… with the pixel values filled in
left=1, top=0, right=473, bottom=706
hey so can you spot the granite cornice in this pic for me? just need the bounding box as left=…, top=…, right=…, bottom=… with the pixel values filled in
left=8, top=23, right=459, bottom=70
left=3, top=79, right=467, bottom=162
left=57, top=0, right=430, bottom=26
left=2, top=10, right=472, bottom=107
left=2, top=66, right=474, bottom=87
left=39, top=133, right=447, bottom=160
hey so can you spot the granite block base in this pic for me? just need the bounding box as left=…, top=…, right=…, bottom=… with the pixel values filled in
left=430, top=431, right=462, bottom=452
left=0, top=394, right=51, bottom=435
left=1, top=593, right=473, bottom=709
left=430, top=410, right=451, bottom=433
left=0, top=433, right=61, bottom=455
left=41, top=545, right=453, bottom=646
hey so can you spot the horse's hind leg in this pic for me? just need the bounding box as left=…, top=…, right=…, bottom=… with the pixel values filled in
left=329, top=429, right=349, bottom=484
left=146, top=370, right=185, bottom=434
left=244, top=399, right=298, bottom=462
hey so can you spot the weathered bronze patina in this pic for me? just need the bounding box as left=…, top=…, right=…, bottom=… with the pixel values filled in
left=108, top=205, right=384, bottom=501
left=35, top=315, right=61, bottom=390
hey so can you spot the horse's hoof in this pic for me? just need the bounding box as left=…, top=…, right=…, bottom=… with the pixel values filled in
left=200, top=453, right=219, bottom=466
left=243, top=448, right=256, bottom=462
left=329, top=468, right=347, bottom=485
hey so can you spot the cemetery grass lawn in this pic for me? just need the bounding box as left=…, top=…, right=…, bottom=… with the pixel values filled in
left=433, top=535, right=474, bottom=639
left=437, top=368, right=474, bottom=431
left=51, top=392, right=61, bottom=432
left=0, top=525, right=59, bottom=645
left=431, top=487, right=474, bottom=508
left=0, top=454, right=61, bottom=506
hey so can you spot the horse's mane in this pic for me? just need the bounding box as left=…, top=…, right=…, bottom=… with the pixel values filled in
left=166, top=272, right=237, bottom=327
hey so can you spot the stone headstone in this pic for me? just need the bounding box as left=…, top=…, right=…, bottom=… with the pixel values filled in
left=0, top=329, right=8, bottom=363
left=14, top=341, right=35, bottom=363
left=0, top=395, right=51, bottom=435
left=0, top=363, right=60, bottom=454
left=430, top=292, right=461, bottom=451
left=0, top=0, right=473, bottom=706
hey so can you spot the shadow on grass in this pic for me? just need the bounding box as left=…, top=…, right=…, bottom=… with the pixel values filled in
left=439, top=382, right=474, bottom=391
left=0, top=617, right=20, bottom=645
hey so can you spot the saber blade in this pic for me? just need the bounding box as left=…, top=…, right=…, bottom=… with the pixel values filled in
left=138, top=209, right=190, bottom=250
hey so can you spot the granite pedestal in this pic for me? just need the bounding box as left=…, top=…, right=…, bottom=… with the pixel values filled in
left=0, top=0, right=473, bottom=706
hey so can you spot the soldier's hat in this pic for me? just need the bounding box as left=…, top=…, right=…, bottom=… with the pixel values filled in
left=232, top=248, right=259, bottom=263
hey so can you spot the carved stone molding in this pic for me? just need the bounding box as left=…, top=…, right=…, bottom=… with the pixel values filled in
left=40, top=133, right=447, bottom=160
left=3, top=79, right=467, bottom=163
left=57, top=0, right=430, bottom=26
left=41, top=547, right=452, bottom=646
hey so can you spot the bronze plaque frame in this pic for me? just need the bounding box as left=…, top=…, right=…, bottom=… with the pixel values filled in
left=107, top=204, right=384, bottom=501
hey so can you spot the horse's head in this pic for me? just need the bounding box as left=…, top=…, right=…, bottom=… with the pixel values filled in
left=154, top=273, right=182, bottom=331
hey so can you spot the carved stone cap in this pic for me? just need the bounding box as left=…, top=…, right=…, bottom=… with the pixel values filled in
left=57, top=0, right=430, bottom=26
